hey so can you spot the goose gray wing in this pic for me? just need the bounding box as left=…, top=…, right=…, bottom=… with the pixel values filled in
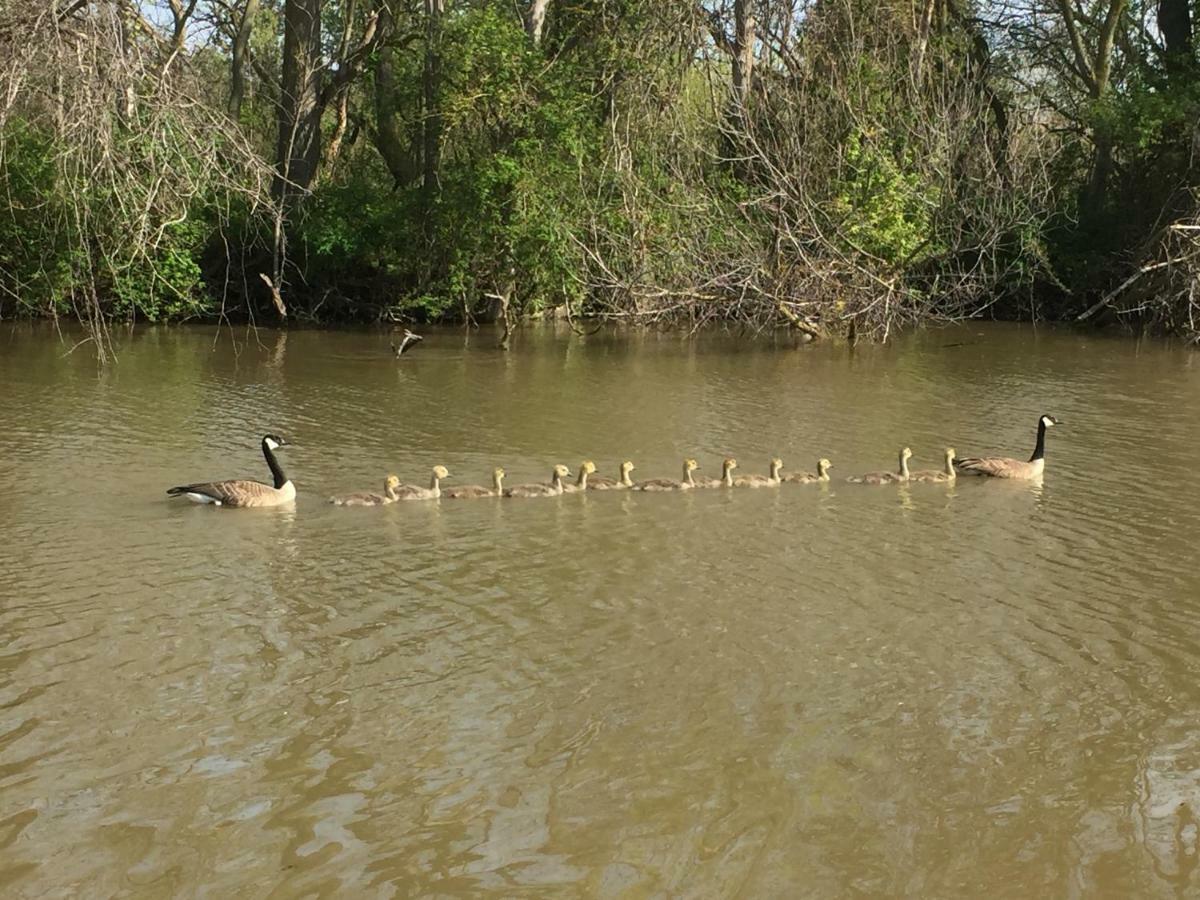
left=954, top=456, right=1014, bottom=477
left=167, top=479, right=277, bottom=506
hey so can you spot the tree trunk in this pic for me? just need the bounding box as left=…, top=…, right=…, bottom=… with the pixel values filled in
left=374, top=14, right=421, bottom=189
left=1055, top=0, right=1128, bottom=216
left=274, top=0, right=323, bottom=207
left=731, top=0, right=755, bottom=109
left=913, top=0, right=936, bottom=83
left=228, top=0, right=259, bottom=120
left=1158, top=0, right=1193, bottom=69
left=526, top=0, right=550, bottom=46
left=422, top=0, right=444, bottom=223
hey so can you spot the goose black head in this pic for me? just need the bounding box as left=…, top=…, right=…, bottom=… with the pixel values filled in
left=263, top=434, right=288, bottom=450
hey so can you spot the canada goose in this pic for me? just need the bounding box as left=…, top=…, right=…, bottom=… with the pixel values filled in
left=167, top=434, right=296, bottom=507
left=589, top=461, right=636, bottom=490
left=909, top=449, right=957, bottom=483
left=694, top=457, right=737, bottom=488
left=735, top=458, right=784, bottom=487
left=329, top=474, right=402, bottom=506
left=784, top=458, right=833, bottom=483
left=390, top=329, right=424, bottom=357
left=848, top=447, right=912, bottom=484
left=562, top=460, right=597, bottom=493
left=394, top=465, right=450, bottom=500
left=443, top=468, right=506, bottom=499
left=955, top=415, right=1061, bottom=479
left=504, top=464, right=572, bottom=498
left=635, top=458, right=699, bottom=491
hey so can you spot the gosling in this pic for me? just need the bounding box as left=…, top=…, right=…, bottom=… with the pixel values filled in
left=562, top=460, right=597, bottom=493
left=635, top=458, right=699, bottom=491
left=589, top=461, right=636, bottom=491
left=329, top=474, right=403, bottom=506
left=694, top=457, right=737, bottom=489
left=505, top=464, right=572, bottom=498
left=395, top=465, right=451, bottom=500
left=909, top=449, right=956, bottom=483
left=784, top=459, right=833, bottom=484
left=443, top=467, right=506, bottom=499
left=848, top=448, right=912, bottom=484
left=734, top=458, right=784, bottom=487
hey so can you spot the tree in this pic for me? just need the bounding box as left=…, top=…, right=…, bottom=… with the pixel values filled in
left=228, top=0, right=260, bottom=120
left=1052, top=0, right=1129, bottom=215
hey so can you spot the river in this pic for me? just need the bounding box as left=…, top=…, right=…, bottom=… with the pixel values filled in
left=2, top=322, right=1200, bottom=896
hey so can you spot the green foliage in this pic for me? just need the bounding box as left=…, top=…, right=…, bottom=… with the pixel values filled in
left=10, top=0, right=1198, bottom=335
left=109, top=218, right=210, bottom=321
left=0, top=118, right=219, bottom=321
left=0, top=121, right=76, bottom=315
left=830, top=131, right=937, bottom=267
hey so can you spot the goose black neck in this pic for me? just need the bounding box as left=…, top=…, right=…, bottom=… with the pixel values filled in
left=1030, top=419, right=1047, bottom=462
left=262, top=440, right=288, bottom=488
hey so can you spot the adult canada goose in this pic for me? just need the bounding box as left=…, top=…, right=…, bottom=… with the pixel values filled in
left=394, top=465, right=451, bottom=500
left=955, top=415, right=1061, bottom=479
left=635, top=458, right=699, bottom=491
left=589, top=461, right=636, bottom=490
left=329, top=475, right=402, bottom=506
left=735, top=457, right=784, bottom=487
left=504, top=464, right=572, bottom=498
left=167, top=434, right=296, bottom=507
left=443, top=468, right=506, bottom=499
left=848, top=447, right=912, bottom=484
left=909, top=449, right=957, bottom=483
left=694, top=457, right=737, bottom=488
left=562, top=460, right=597, bottom=493
left=784, top=458, right=833, bottom=483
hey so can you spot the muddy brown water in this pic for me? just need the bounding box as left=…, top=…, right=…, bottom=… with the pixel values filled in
left=3, top=322, right=1200, bottom=897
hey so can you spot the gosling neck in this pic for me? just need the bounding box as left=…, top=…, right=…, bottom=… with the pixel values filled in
left=943, top=455, right=956, bottom=477
left=897, top=453, right=910, bottom=480
left=492, top=472, right=504, bottom=493
left=575, top=469, right=589, bottom=490
left=682, top=463, right=695, bottom=486
left=385, top=481, right=399, bottom=501
left=769, top=461, right=782, bottom=483
left=551, top=469, right=565, bottom=493
left=721, top=463, right=735, bottom=487
left=817, top=462, right=830, bottom=481
left=619, top=468, right=634, bottom=487
left=263, top=440, right=289, bottom=489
